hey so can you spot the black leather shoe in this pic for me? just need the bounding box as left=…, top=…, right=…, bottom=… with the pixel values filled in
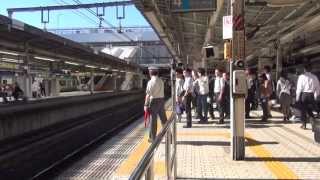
left=300, top=124, right=307, bottom=130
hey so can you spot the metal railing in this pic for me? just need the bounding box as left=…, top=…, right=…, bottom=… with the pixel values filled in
left=129, top=111, right=177, bottom=180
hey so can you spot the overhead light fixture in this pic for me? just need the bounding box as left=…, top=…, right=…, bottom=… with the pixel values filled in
left=35, top=56, right=56, bottom=62
left=65, top=61, right=80, bottom=66
left=100, top=67, right=110, bottom=70
left=112, top=69, right=119, bottom=72
left=0, top=50, right=20, bottom=56
left=1, top=57, right=22, bottom=63
left=85, top=65, right=97, bottom=68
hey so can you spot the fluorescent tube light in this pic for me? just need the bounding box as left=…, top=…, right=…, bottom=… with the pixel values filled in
left=65, top=61, right=79, bottom=66
left=85, top=65, right=97, bottom=68
left=100, top=67, right=110, bottom=70
left=1, top=58, right=22, bottom=63
left=35, top=56, right=56, bottom=62
left=0, top=50, right=20, bottom=56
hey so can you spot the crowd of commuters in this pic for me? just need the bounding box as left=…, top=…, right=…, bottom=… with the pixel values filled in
left=174, top=64, right=319, bottom=130
left=0, top=78, right=47, bottom=104
left=145, top=63, right=319, bottom=141
left=0, top=80, right=24, bottom=103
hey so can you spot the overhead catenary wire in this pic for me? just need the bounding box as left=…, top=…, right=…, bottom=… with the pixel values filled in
left=71, top=0, right=134, bottom=42
left=54, top=0, right=100, bottom=26
left=71, top=0, right=160, bottom=59
left=54, top=0, right=160, bottom=59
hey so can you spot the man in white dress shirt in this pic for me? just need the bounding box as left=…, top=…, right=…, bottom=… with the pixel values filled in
left=197, top=68, right=209, bottom=123
left=296, top=64, right=320, bottom=129
left=214, top=69, right=225, bottom=124
left=144, top=66, right=167, bottom=141
left=183, top=68, right=193, bottom=128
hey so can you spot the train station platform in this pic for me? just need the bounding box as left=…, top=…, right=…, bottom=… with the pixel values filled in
left=53, top=108, right=320, bottom=180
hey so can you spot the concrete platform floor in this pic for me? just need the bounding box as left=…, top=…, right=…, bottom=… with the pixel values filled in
left=55, top=110, right=320, bottom=180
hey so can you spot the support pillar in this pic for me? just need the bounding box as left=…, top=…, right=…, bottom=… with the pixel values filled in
left=113, top=72, right=118, bottom=92
left=19, top=49, right=32, bottom=99
left=90, top=71, right=94, bottom=94
left=230, top=0, right=245, bottom=160
left=276, top=42, right=282, bottom=81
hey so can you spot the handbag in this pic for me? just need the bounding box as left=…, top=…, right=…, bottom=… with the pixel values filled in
left=176, top=102, right=184, bottom=115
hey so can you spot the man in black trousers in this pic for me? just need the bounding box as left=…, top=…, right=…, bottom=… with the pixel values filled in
left=183, top=68, right=193, bottom=128
left=296, top=64, right=320, bottom=129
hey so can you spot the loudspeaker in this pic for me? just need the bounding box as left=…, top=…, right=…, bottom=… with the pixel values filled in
left=205, top=46, right=215, bottom=58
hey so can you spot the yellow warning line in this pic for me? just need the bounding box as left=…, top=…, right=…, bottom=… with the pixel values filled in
left=115, top=111, right=172, bottom=177
left=245, top=133, right=299, bottom=180
left=178, top=131, right=298, bottom=179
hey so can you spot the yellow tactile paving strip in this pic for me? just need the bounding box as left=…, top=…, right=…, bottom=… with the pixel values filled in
left=177, top=130, right=298, bottom=179
left=115, top=111, right=172, bottom=178
left=245, top=133, right=298, bottom=180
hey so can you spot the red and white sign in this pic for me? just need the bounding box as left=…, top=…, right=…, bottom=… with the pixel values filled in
left=223, top=15, right=233, bottom=39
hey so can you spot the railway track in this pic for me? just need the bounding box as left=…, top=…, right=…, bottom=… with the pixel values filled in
left=0, top=91, right=144, bottom=180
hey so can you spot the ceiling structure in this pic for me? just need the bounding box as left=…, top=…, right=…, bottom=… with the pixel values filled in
left=133, top=0, right=222, bottom=67
left=134, top=0, right=320, bottom=69
left=0, top=15, right=140, bottom=74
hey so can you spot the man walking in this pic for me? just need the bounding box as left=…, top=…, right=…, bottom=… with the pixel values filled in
left=296, top=64, right=320, bottom=129
left=144, top=66, right=167, bottom=142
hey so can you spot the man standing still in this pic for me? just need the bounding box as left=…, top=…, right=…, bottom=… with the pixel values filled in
left=197, top=68, right=209, bottom=123
left=214, top=69, right=225, bottom=124
left=144, top=66, right=167, bottom=142
left=296, top=64, right=320, bottom=130
left=176, top=68, right=185, bottom=122
left=183, top=68, right=193, bottom=128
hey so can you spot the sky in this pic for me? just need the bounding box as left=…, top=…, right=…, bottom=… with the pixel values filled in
left=0, top=0, right=150, bottom=29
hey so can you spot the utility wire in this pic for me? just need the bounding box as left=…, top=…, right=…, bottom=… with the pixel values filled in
left=54, top=0, right=100, bottom=26
left=71, top=0, right=134, bottom=42
left=56, top=0, right=159, bottom=59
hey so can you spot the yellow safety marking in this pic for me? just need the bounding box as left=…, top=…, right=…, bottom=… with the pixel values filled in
left=177, top=131, right=298, bottom=179
left=115, top=111, right=172, bottom=176
left=245, top=133, right=299, bottom=180
left=155, top=161, right=166, bottom=176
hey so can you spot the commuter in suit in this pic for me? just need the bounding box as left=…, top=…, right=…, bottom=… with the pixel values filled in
left=144, top=66, right=167, bottom=142
left=214, top=69, right=225, bottom=124
left=176, top=68, right=185, bottom=122
left=296, top=64, right=320, bottom=129
left=197, top=68, right=209, bottom=123
left=183, top=68, right=193, bottom=128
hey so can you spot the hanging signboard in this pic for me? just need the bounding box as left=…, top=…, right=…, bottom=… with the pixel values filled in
left=223, top=16, right=233, bottom=39
left=171, top=0, right=217, bottom=13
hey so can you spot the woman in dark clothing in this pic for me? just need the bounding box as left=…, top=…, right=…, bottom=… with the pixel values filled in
left=259, top=73, right=272, bottom=122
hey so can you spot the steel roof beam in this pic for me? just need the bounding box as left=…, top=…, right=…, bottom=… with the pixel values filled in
left=7, top=1, right=133, bottom=17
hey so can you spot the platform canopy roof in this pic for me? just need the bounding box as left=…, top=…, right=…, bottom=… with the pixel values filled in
left=134, top=0, right=320, bottom=67
left=0, top=15, right=140, bottom=73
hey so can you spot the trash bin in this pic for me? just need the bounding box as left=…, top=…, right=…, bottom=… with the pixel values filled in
left=314, top=119, right=320, bottom=143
